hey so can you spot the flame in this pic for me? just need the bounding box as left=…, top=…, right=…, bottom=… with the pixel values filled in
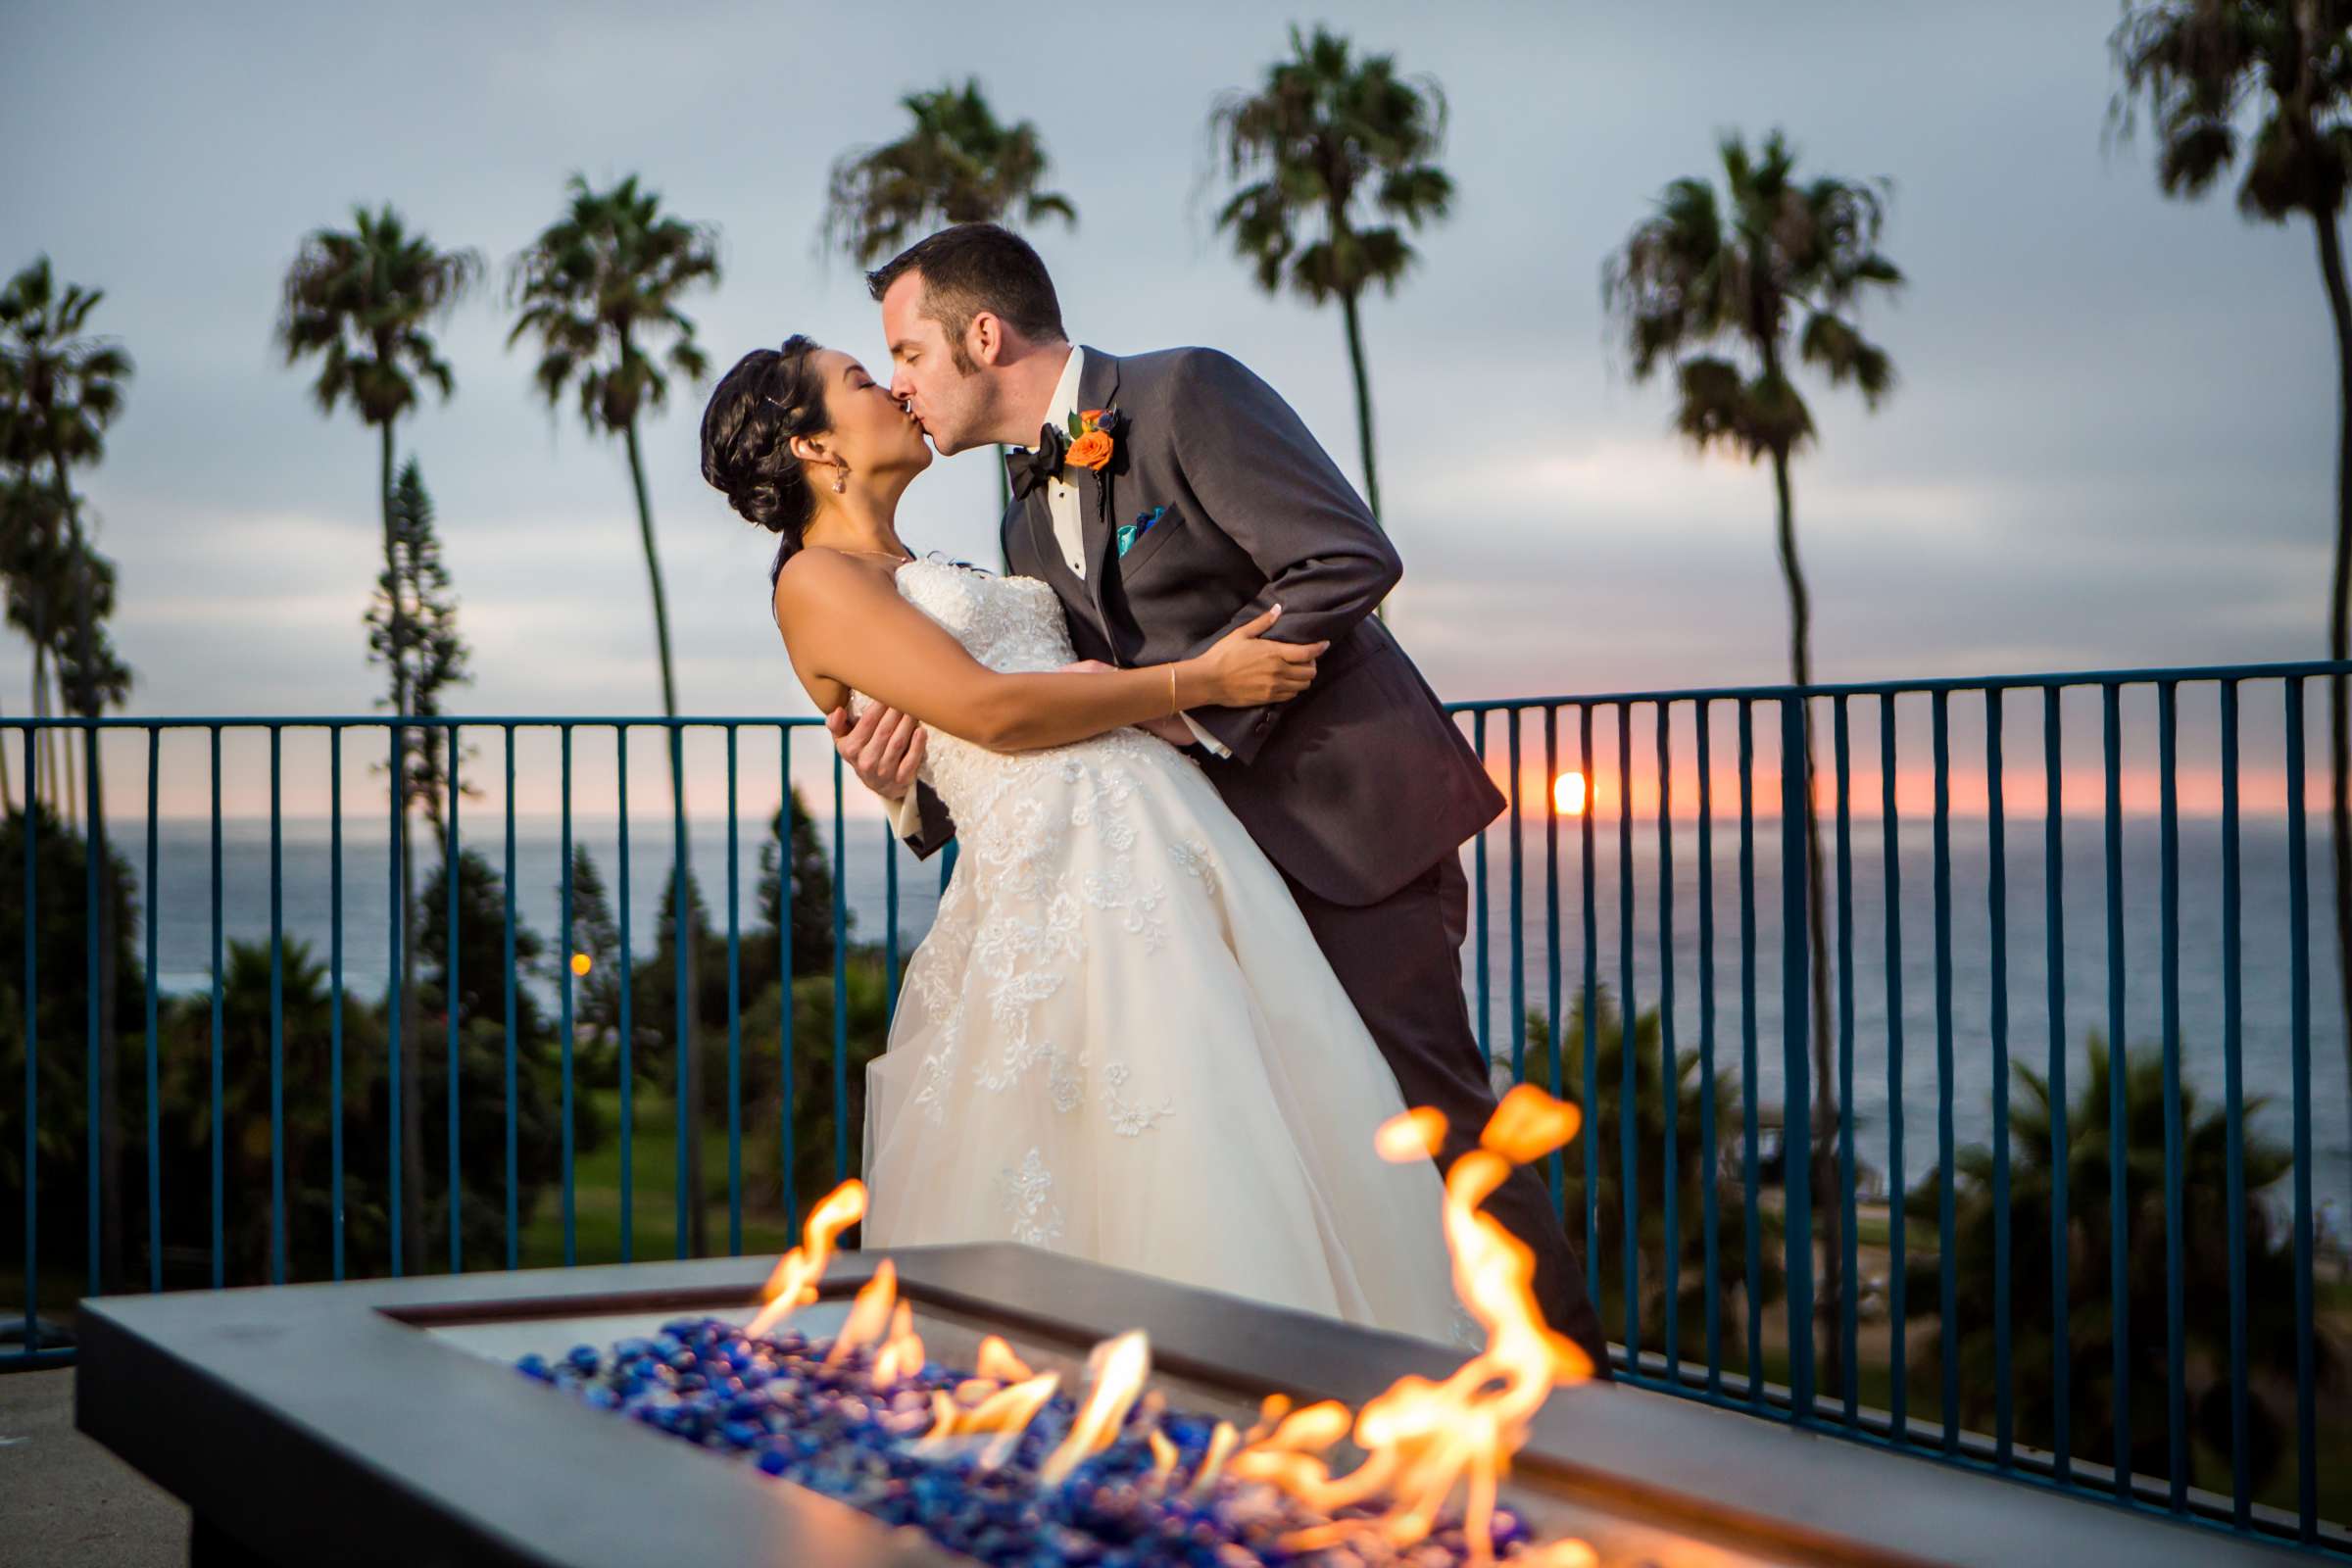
left=1184, top=1418, right=1241, bottom=1500
left=1482, top=1084, right=1583, bottom=1165
left=1240, top=1090, right=1595, bottom=1565
left=1376, top=1105, right=1447, bottom=1163
left=974, top=1375, right=1062, bottom=1470
left=824, top=1259, right=901, bottom=1368
left=1040, top=1330, right=1152, bottom=1486
left=919, top=1371, right=1063, bottom=1457
left=745, top=1179, right=865, bottom=1339
left=1243, top=1392, right=1293, bottom=1445
left=1147, top=1427, right=1180, bottom=1489
left=869, top=1298, right=926, bottom=1387
left=974, top=1335, right=1032, bottom=1384
left=1522, top=1543, right=1601, bottom=1568
left=741, top=1087, right=1597, bottom=1563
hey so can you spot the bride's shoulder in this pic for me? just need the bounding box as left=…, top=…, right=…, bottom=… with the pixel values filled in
left=776, top=547, right=892, bottom=590
left=771, top=548, right=902, bottom=619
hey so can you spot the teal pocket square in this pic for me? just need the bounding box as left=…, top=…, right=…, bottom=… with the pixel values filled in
left=1118, top=506, right=1167, bottom=558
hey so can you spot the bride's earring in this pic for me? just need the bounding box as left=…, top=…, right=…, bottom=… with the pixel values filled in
left=832, top=461, right=850, bottom=495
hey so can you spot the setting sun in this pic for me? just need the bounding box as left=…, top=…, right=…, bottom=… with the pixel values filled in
left=1552, top=771, right=1587, bottom=815
left=570, top=952, right=593, bottom=977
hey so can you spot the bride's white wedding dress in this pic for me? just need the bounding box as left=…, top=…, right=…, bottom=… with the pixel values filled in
left=859, top=558, right=1465, bottom=1344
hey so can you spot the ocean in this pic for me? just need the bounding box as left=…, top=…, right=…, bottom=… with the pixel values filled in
left=80, top=808, right=2352, bottom=1223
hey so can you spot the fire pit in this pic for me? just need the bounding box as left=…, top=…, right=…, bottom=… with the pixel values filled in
left=76, top=1240, right=2282, bottom=1567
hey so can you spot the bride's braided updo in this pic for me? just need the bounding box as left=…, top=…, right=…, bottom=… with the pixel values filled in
left=700, top=335, right=830, bottom=584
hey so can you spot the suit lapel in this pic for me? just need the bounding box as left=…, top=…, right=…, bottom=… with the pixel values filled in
left=1071, top=347, right=1123, bottom=633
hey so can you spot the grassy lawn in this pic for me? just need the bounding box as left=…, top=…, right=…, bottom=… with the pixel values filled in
left=515, top=1087, right=805, bottom=1269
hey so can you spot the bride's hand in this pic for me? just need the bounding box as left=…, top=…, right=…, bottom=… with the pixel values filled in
left=1190, top=606, right=1327, bottom=708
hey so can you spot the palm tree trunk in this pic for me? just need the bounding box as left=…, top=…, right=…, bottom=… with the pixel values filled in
left=1339, top=288, right=1385, bottom=530
left=30, top=641, right=51, bottom=813
left=54, top=452, right=122, bottom=1294
left=383, top=420, right=425, bottom=1274
left=1340, top=288, right=1389, bottom=621
left=2313, top=208, right=2352, bottom=1166
left=29, top=653, right=41, bottom=810
left=623, top=416, right=680, bottom=719
left=56, top=670, right=74, bottom=832
left=623, top=415, right=703, bottom=1256
left=1769, top=441, right=1843, bottom=1408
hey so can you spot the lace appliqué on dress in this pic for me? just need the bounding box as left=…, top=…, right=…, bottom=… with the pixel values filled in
left=1102, top=1061, right=1175, bottom=1138
left=997, top=1148, right=1064, bottom=1246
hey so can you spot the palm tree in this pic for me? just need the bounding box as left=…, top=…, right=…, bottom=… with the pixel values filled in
left=1, top=260, right=133, bottom=822
left=277, top=206, right=481, bottom=1270
left=1519, top=995, right=1782, bottom=1367
left=2111, top=2, right=2352, bottom=1152
left=0, top=255, right=135, bottom=1286
left=820, top=79, right=1077, bottom=524
left=1603, top=129, right=1902, bottom=1402
left=509, top=172, right=718, bottom=1251
left=1208, top=24, right=1452, bottom=535
left=1905, top=1037, right=2337, bottom=1493
left=509, top=174, right=717, bottom=721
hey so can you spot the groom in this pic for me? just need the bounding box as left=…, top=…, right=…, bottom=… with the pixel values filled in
left=831, top=222, right=1609, bottom=1373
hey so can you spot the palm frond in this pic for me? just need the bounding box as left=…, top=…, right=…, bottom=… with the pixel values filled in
left=508, top=173, right=721, bottom=436
left=817, top=79, right=1078, bottom=267
left=1205, top=24, right=1451, bottom=304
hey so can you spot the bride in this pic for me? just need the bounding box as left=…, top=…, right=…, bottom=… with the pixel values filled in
left=701, top=335, right=1463, bottom=1344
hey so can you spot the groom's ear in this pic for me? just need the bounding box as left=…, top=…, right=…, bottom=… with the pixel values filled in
left=967, top=310, right=1007, bottom=368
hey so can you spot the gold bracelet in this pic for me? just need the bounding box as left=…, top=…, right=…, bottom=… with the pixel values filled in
left=1168, top=663, right=1179, bottom=714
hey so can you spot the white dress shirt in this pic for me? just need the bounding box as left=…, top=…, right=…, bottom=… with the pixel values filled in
left=1033, top=348, right=1230, bottom=759
left=886, top=345, right=1228, bottom=838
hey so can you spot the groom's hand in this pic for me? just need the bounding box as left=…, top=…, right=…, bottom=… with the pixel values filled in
left=827, top=704, right=925, bottom=802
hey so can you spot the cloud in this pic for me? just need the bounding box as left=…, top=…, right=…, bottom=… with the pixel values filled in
left=3, top=0, right=2340, bottom=739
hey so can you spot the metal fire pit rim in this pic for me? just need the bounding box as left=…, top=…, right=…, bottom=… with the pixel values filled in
left=74, top=1244, right=2303, bottom=1568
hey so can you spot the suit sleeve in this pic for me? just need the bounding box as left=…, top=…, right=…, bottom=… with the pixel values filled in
left=1167, top=349, right=1401, bottom=762
left=897, top=780, right=956, bottom=860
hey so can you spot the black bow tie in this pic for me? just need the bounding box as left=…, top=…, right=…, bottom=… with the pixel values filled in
left=1005, top=422, right=1070, bottom=501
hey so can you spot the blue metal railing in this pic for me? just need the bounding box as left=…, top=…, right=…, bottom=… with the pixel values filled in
left=1447, top=661, right=2349, bottom=1556
left=1, top=662, right=2345, bottom=1555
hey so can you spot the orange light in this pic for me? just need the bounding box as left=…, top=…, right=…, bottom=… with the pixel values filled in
left=569, top=952, right=593, bottom=977
left=1552, top=771, right=1587, bottom=815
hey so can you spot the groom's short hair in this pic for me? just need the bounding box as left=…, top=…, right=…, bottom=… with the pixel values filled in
left=867, top=223, right=1067, bottom=370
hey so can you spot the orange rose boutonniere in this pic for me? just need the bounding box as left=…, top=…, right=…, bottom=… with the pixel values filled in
left=1063, top=407, right=1120, bottom=471
left=1060, top=406, right=1128, bottom=528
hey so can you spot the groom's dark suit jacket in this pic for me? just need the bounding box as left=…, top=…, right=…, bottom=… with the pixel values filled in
left=903, top=344, right=1503, bottom=907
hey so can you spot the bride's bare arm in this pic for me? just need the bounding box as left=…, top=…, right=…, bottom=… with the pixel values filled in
left=772, top=555, right=1325, bottom=753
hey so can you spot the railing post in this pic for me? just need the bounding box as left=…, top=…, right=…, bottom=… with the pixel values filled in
left=22, top=722, right=39, bottom=1348
left=448, top=729, right=465, bottom=1276
left=1777, top=692, right=1815, bottom=1424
